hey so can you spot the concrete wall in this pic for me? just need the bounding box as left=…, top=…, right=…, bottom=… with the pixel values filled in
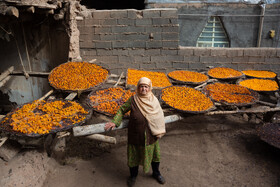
left=149, top=3, right=280, bottom=48
left=78, top=8, right=280, bottom=75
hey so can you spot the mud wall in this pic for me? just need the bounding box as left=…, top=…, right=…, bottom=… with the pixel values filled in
left=77, top=8, right=280, bottom=75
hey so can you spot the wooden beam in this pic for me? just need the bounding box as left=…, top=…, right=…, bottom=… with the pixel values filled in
left=26, top=6, right=35, bottom=13
left=65, top=92, right=77, bottom=100
left=10, top=71, right=49, bottom=76
left=113, top=72, right=124, bottom=87
left=0, top=66, right=14, bottom=82
left=0, top=76, right=11, bottom=88
left=73, top=114, right=183, bottom=137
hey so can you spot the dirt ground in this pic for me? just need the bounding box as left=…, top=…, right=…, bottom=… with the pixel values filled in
left=1, top=114, right=280, bottom=187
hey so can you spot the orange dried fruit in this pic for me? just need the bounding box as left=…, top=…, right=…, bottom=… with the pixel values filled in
left=239, top=79, right=279, bottom=91
left=168, top=70, right=208, bottom=83
left=242, top=70, right=276, bottom=79
left=208, top=67, right=242, bottom=79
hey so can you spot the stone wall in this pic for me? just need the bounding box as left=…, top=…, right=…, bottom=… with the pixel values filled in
left=77, top=8, right=280, bottom=75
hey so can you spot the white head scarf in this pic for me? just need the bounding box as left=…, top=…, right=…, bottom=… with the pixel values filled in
left=134, top=77, right=166, bottom=138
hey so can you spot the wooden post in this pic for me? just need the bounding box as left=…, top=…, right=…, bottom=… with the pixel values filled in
left=38, top=90, right=54, bottom=101
left=113, top=72, right=124, bottom=87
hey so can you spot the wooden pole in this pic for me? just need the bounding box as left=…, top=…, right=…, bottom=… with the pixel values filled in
left=0, top=137, right=8, bottom=148
left=205, top=107, right=280, bottom=115
left=85, top=134, right=117, bottom=144
left=113, top=72, right=124, bottom=87
left=6, top=6, right=19, bottom=18
left=14, top=36, right=29, bottom=79
left=73, top=114, right=183, bottom=137
left=0, top=66, right=14, bottom=82
left=65, top=92, right=77, bottom=100
left=10, top=71, right=49, bottom=76
left=22, top=23, right=32, bottom=71
left=38, top=90, right=54, bottom=101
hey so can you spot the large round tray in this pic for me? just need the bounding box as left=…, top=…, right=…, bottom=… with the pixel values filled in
left=203, top=83, right=260, bottom=107
left=237, top=78, right=279, bottom=93
left=257, top=123, right=280, bottom=149
left=242, top=70, right=277, bottom=80
left=125, top=68, right=172, bottom=90
left=0, top=100, right=92, bottom=138
left=48, top=61, right=109, bottom=93
left=167, top=70, right=209, bottom=85
left=207, top=67, right=244, bottom=81
left=87, top=87, right=134, bottom=117
left=160, top=85, right=216, bottom=114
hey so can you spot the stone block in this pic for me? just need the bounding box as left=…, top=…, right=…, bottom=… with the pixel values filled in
left=179, top=47, right=194, bottom=56
left=237, top=63, right=254, bottom=71
left=127, top=10, right=140, bottom=19
left=161, top=49, right=178, bottom=55
left=232, top=56, right=249, bottom=63
left=140, top=63, right=156, bottom=69
left=146, top=41, right=162, bottom=48
left=264, top=57, right=280, bottom=64
left=116, top=33, right=149, bottom=41
left=210, top=48, right=227, bottom=56
left=184, top=56, right=200, bottom=63
left=152, top=18, right=170, bottom=25
left=189, top=62, right=206, bottom=70
left=128, top=49, right=145, bottom=56
left=118, top=56, right=135, bottom=63
left=112, top=41, right=131, bottom=48
left=145, top=49, right=161, bottom=56
left=92, top=10, right=111, bottom=19
left=110, top=10, right=128, bottom=18
left=136, top=19, right=152, bottom=26
left=94, top=26, right=112, bottom=34
left=79, top=41, right=94, bottom=48
left=96, top=55, right=119, bottom=63
left=224, top=63, right=238, bottom=69
left=112, top=49, right=129, bottom=55
left=162, top=41, right=179, bottom=48
left=162, top=33, right=179, bottom=40
left=160, top=9, right=178, bottom=18
left=84, top=18, right=100, bottom=26
left=173, top=62, right=188, bottom=69
left=100, top=34, right=116, bottom=41
left=78, top=26, right=94, bottom=34
left=212, top=57, right=232, bottom=63
left=156, top=62, right=173, bottom=69
left=253, top=63, right=271, bottom=70
left=259, top=48, right=277, bottom=57
left=145, top=26, right=162, bottom=33
left=170, top=18, right=178, bottom=24
left=162, top=26, right=179, bottom=33
left=193, top=48, right=211, bottom=56
left=248, top=57, right=265, bottom=63
left=80, top=49, right=97, bottom=56
left=244, top=48, right=262, bottom=57
left=132, top=41, right=146, bottom=48
left=99, top=19, right=117, bottom=26
left=96, top=49, right=113, bottom=55
left=226, top=48, right=244, bottom=57
left=118, top=19, right=135, bottom=26
left=143, top=9, right=161, bottom=18
left=134, top=56, right=151, bottom=63
left=95, top=41, right=112, bottom=49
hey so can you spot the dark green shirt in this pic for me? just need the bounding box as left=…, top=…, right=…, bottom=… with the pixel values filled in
left=112, top=97, right=132, bottom=127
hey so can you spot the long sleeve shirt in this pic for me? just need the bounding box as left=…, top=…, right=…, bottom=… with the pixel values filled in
left=112, top=97, right=132, bottom=127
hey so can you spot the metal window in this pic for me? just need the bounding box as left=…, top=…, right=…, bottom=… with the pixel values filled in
left=196, top=17, right=229, bottom=48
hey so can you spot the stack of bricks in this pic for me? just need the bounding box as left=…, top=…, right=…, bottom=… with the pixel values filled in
left=78, top=8, right=179, bottom=74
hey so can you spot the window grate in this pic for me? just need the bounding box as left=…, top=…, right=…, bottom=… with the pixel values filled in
left=196, top=16, right=229, bottom=48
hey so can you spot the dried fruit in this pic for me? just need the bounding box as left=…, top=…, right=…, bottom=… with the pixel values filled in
left=205, top=83, right=257, bottom=105
left=239, top=79, right=279, bottom=91
left=168, top=70, right=208, bottom=83
left=127, top=68, right=172, bottom=88
left=49, top=61, right=108, bottom=91
left=1, top=100, right=88, bottom=135
left=161, top=86, right=214, bottom=112
left=208, top=67, right=243, bottom=79
left=242, top=70, right=276, bottom=79
left=89, top=87, right=135, bottom=115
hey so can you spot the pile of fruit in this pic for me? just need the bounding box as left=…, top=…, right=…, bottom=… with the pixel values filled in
left=127, top=69, right=172, bottom=88
left=0, top=100, right=88, bottom=135
left=89, top=87, right=135, bottom=115
left=168, top=70, right=208, bottom=83
left=239, top=79, right=279, bottom=91
left=242, top=70, right=276, bottom=79
left=205, top=83, right=257, bottom=105
left=161, top=86, right=214, bottom=112
left=208, top=67, right=243, bottom=79
left=49, top=62, right=108, bottom=91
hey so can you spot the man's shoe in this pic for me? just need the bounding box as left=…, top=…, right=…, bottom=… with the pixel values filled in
left=127, top=177, right=136, bottom=187
left=153, top=174, right=166, bottom=184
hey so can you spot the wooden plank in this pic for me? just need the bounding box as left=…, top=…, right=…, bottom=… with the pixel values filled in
left=10, top=71, right=49, bottom=76
left=38, top=90, right=54, bottom=101
left=0, top=66, right=14, bottom=82
left=0, top=76, right=11, bottom=88
left=73, top=114, right=183, bottom=137
left=65, top=92, right=77, bottom=100
left=205, top=107, right=280, bottom=115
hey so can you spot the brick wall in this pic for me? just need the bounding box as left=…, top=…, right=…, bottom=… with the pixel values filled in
left=77, top=9, right=280, bottom=75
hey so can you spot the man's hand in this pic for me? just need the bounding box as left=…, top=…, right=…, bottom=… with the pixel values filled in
left=104, top=122, right=116, bottom=131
